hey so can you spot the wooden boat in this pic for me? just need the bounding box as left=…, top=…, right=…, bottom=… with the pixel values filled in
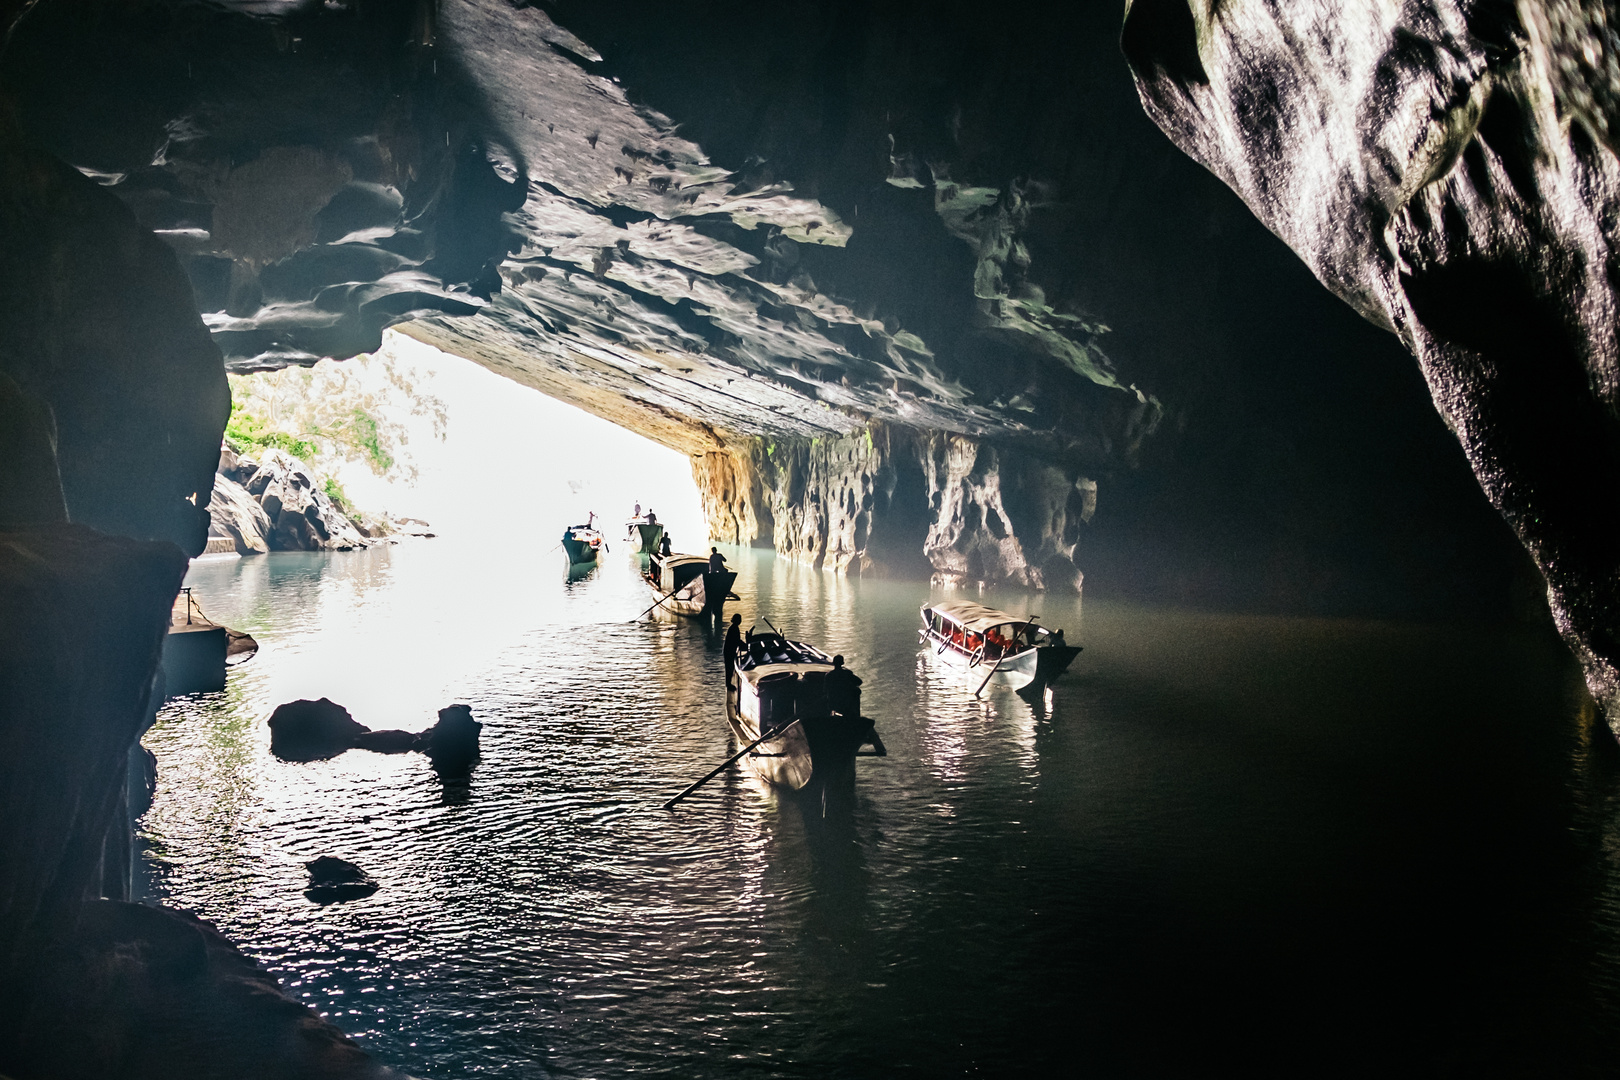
left=625, top=516, right=664, bottom=554
left=918, top=600, right=1081, bottom=691
left=645, top=552, right=736, bottom=617
left=725, top=632, right=885, bottom=791
left=561, top=524, right=605, bottom=565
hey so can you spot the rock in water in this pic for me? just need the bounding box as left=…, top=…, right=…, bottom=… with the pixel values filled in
left=353, top=728, right=421, bottom=754
left=303, top=857, right=378, bottom=904
left=420, top=704, right=482, bottom=775
left=267, top=698, right=368, bottom=762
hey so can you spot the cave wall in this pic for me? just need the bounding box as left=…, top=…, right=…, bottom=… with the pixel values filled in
left=695, top=423, right=1096, bottom=589
left=1121, top=0, right=1620, bottom=714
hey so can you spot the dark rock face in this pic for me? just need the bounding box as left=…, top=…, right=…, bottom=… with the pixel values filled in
left=0, top=525, right=186, bottom=1001
left=0, top=100, right=227, bottom=555
left=266, top=697, right=367, bottom=762
left=6, top=900, right=402, bottom=1079
left=1123, top=0, right=1620, bottom=716
left=420, top=703, right=482, bottom=776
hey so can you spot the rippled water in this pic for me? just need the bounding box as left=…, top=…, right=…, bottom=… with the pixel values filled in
left=144, top=542, right=1620, bottom=1077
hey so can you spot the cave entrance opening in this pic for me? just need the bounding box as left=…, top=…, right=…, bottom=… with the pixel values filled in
left=291, top=329, right=708, bottom=553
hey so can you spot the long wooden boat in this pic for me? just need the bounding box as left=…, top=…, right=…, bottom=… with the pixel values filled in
left=561, top=524, right=605, bottom=565
left=919, top=600, right=1081, bottom=690
left=645, top=552, right=737, bottom=617
left=625, top=517, right=664, bottom=554
left=726, top=631, right=885, bottom=791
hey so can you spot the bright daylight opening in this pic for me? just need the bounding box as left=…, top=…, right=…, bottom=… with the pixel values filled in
left=323, top=331, right=708, bottom=549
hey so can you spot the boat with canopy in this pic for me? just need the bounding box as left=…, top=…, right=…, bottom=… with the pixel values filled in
left=918, top=600, right=1081, bottom=691
left=726, top=631, right=886, bottom=791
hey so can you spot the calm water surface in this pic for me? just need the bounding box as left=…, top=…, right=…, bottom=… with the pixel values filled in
left=145, top=542, right=1620, bottom=1077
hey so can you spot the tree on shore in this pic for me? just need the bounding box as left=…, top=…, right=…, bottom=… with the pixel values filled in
left=226, top=346, right=447, bottom=485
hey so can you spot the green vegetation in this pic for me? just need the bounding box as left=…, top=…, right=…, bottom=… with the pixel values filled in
left=226, top=348, right=445, bottom=485
left=322, top=476, right=352, bottom=513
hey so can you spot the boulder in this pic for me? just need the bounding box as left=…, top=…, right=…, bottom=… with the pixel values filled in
left=245, top=450, right=372, bottom=552
left=266, top=698, right=368, bottom=762
left=419, top=704, right=482, bottom=775
left=352, top=728, right=420, bottom=754
left=205, top=472, right=271, bottom=555
left=303, top=857, right=378, bottom=905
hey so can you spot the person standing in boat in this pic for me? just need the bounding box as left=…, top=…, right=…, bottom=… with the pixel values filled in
left=827, top=655, right=862, bottom=717
left=659, top=533, right=672, bottom=557
left=708, top=546, right=727, bottom=572
left=724, top=613, right=742, bottom=690
left=646, top=508, right=656, bottom=525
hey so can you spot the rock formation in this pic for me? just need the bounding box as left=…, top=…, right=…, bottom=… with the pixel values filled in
left=210, top=444, right=413, bottom=553
left=303, top=857, right=380, bottom=906
left=1121, top=0, right=1620, bottom=719
left=267, top=697, right=369, bottom=762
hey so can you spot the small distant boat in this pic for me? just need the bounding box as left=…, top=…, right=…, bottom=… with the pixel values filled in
left=645, top=552, right=736, bottom=617
left=561, top=524, right=605, bottom=565
left=726, top=631, right=885, bottom=790
left=625, top=516, right=664, bottom=554
left=919, top=601, right=1081, bottom=691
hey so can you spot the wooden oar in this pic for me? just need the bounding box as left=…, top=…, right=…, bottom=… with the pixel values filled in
left=973, top=654, right=1001, bottom=697
left=629, top=590, right=678, bottom=622
left=664, top=719, right=802, bottom=810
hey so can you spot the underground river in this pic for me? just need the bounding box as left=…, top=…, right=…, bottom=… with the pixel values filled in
left=144, top=541, right=1620, bottom=1077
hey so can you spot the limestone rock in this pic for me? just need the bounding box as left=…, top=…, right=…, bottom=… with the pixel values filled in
left=0, top=525, right=187, bottom=977
left=266, top=698, right=367, bottom=762
left=352, top=728, right=421, bottom=754
left=419, top=704, right=482, bottom=776
left=1122, top=0, right=1620, bottom=719
left=243, top=450, right=370, bottom=552
left=303, top=857, right=379, bottom=905
left=5, top=899, right=402, bottom=1078
left=205, top=472, right=271, bottom=555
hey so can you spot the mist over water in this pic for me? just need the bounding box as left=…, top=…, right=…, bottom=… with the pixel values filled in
left=145, top=543, right=1620, bottom=1077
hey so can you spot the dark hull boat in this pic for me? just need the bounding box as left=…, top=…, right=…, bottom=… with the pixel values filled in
left=645, top=553, right=736, bottom=617
left=919, top=600, right=1081, bottom=691
left=625, top=518, right=664, bottom=554
left=561, top=525, right=605, bottom=565
left=725, top=632, right=885, bottom=792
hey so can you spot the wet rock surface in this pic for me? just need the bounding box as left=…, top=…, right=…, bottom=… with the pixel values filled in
left=5, top=899, right=402, bottom=1079
left=419, top=704, right=482, bottom=776
left=1123, top=0, right=1620, bottom=718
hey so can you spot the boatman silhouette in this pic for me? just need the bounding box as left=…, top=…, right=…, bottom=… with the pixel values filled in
left=708, top=546, right=727, bottom=572
left=827, top=655, right=862, bottom=717
left=724, top=614, right=742, bottom=689
left=659, top=533, right=672, bottom=557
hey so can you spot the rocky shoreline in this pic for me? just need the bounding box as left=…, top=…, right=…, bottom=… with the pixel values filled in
left=206, top=445, right=432, bottom=555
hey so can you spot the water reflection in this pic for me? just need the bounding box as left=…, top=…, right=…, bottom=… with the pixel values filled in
left=141, top=543, right=1620, bottom=1077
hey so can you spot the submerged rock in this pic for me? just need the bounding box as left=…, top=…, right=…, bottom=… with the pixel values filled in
left=267, top=698, right=367, bottom=762
left=303, top=857, right=379, bottom=905
left=419, top=704, right=483, bottom=775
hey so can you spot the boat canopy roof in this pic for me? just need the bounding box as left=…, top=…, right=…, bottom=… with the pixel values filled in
left=924, top=600, right=1037, bottom=633
left=662, top=554, right=708, bottom=568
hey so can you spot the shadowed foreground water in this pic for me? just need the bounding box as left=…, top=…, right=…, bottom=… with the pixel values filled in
left=145, top=543, right=1620, bottom=1077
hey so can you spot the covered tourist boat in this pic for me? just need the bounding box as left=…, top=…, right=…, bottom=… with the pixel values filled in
left=625, top=516, right=664, bottom=554
left=645, top=552, right=736, bottom=617
left=561, top=524, right=605, bottom=565
left=726, top=632, right=886, bottom=791
left=919, top=601, right=1081, bottom=691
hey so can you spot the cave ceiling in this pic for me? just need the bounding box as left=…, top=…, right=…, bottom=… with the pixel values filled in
left=3, top=0, right=1183, bottom=464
